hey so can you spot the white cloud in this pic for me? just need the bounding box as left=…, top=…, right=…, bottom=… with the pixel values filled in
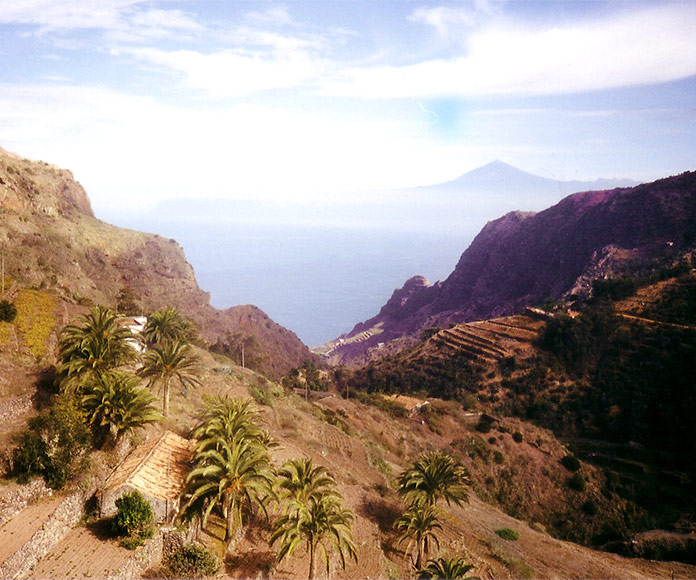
left=0, top=0, right=202, bottom=41
left=0, top=83, right=477, bottom=212
left=126, top=45, right=327, bottom=96
left=244, top=7, right=293, bottom=27
left=409, top=6, right=477, bottom=35
left=111, top=8, right=203, bottom=41
left=0, top=0, right=146, bottom=31
left=321, top=4, right=696, bottom=98
left=409, top=0, right=504, bottom=37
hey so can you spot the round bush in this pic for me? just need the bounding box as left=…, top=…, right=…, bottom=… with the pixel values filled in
left=512, top=431, right=523, bottom=443
left=495, top=527, right=520, bottom=541
left=561, top=454, right=581, bottom=472
left=582, top=499, right=598, bottom=516
left=0, top=300, right=17, bottom=323
left=112, top=490, right=154, bottom=546
left=567, top=472, right=587, bottom=492
left=165, top=543, right=219, bottom=578
left=476, top=419, right=492, bottom=433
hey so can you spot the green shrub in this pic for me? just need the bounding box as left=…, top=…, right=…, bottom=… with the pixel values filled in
left=0, top=300, right=17, bottom=322
left=493, top=451, right=504, bottom=464
left=355, top=391, right=408, bottom=418
left=460, top=393, right=478, bottom=410
left=582, top=499, right=598, bottom=516
left=495, top=527, right=520, bottom=541
left=476, top=419, right=492, bottom=433
left=592, top=277, right=636, bottom=301
left=421, top=327, right=443, bottom=340
left=567, top=472, right=587, bottom=492
left=561, top=454, right=581, bottom=472
left=512, top=431, right=523, bottom=443
left=248, top=383, right=273, bottom=406
left=165, top=543, right=220, bottom=577
left=111, top=490, right=154, bottom=548
left=13, top=393, right=90, bottom=489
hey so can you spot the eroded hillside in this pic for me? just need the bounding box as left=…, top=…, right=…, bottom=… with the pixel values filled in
left=0, top=148, right=314, bottom=380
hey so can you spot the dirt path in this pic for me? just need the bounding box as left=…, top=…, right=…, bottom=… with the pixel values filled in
left=0, top=494, right=62, bottom=565
left=25, top=523, right=133, bottom=580
left=618, top=313, right=696, bottom=330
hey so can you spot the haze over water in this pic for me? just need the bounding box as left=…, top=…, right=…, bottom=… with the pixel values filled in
left=113, top=216, right=469, bottom=346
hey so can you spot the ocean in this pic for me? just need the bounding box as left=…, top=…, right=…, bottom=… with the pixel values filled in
left=107, top=216, right=471, bottom=346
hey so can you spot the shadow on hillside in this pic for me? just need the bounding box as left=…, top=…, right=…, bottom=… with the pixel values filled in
left=226, top=549, right=276, bottom=578
left=359, top=493, right=402, bottom=534
left=31, top=365, right=56, bottom=411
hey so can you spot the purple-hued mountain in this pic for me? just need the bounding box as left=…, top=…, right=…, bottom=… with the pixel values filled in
left=321, top=170, right=696, bottom=365
left=426, top=159, right=635, bottom=195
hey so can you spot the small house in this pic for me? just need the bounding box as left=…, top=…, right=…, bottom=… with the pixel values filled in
left=119, top=315, right=147, bottom=353
left=99, top=431, right=195, bottom=523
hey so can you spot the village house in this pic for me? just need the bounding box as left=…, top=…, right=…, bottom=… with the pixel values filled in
left=98, top=431, right=195, bottom=523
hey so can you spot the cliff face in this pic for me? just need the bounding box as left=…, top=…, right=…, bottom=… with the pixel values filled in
left=0, top=148, right=313, bottom=379
left=329, top=171, right=696, bottom=364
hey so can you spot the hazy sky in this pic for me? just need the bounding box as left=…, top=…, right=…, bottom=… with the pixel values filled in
left=1, top=0, right=695, bottom=215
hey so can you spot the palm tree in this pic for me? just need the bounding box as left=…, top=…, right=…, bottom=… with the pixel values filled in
left=274, top=458, right=338, bottom=515
left=395, top=503, right=442, bottom=570
left=271, top=492, right=357, bottom=580
left=180, top=432, right=272, bottom=550
left=192, top=396, right=262, bottom=446
left=397, top=450, right=470, bottom=508
left=57, top=306, right=138, bottom=391
left=179, top=396, right=272, bottom=550
left=418, top=556, right=474, bottom=579
left=137, top=339, right=201, bottom=417
left=80, top=371, right=162, bottom=447
left=143, top=306, right=191, bottom=346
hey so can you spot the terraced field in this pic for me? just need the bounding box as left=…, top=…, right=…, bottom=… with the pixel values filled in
left=432, top=315, right=543, bottom=363
left=0, top=495, right=63, bottom=565
left=26, top=524, right=133, bottom=580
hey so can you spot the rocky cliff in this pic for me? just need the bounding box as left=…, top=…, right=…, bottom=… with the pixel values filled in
left=327, top=171, right=696, bottom=364
left=0, top=148, right=313, bottom=379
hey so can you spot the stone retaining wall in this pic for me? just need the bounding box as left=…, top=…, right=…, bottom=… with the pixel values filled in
left=0, top=478, right=50, bottom=527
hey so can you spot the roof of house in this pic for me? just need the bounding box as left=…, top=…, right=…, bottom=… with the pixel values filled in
left=103, top=431, right=195, bottom=501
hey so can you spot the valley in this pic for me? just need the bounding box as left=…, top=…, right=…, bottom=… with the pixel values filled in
left=0, top=147, right=695, bottom=579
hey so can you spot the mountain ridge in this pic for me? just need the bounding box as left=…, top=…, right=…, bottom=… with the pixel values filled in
left=323, top=170, right=696, bottom=364
left=0, top=147, right=314, bottom=379
left=424, top=159, right=636, bottom=194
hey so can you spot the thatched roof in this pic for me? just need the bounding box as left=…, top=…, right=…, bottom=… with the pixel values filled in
left=103, top=431, right=194, bottom=501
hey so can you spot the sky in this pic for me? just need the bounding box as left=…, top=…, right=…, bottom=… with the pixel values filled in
left=1, top=0, right=695, bottom=216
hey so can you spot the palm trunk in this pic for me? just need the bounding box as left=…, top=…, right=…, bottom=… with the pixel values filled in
left=163, top=377, right=170, bottom=417
left=415, top=536, right=423, bottom=570
left=308, top=540, right=315, bottom=580
left=226, top=497, right=236, bottom=549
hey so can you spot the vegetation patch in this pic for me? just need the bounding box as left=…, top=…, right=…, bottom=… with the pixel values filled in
left=111, top=490, right=155, bottom=549
left=248, top=379, right=283, bottom=407
left=561, top=454, right=581, bottom=472
left=14, top=288, right=57, bottom=359
left=495, top=527, right=520, bottom=541
left=566, top=472, right=587, bottom=492
left=164, top=543, right=219, bottom=577
left=13, top=393, right=90, bottom=489
left=0, top=299, right=17, bottom=322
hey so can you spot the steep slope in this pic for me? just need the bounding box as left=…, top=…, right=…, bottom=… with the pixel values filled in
left=0, top=148, right=313, bottom=379
left=327, top=171, right=696, bottom=364
left=2, top=351, right=694, bottom=579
